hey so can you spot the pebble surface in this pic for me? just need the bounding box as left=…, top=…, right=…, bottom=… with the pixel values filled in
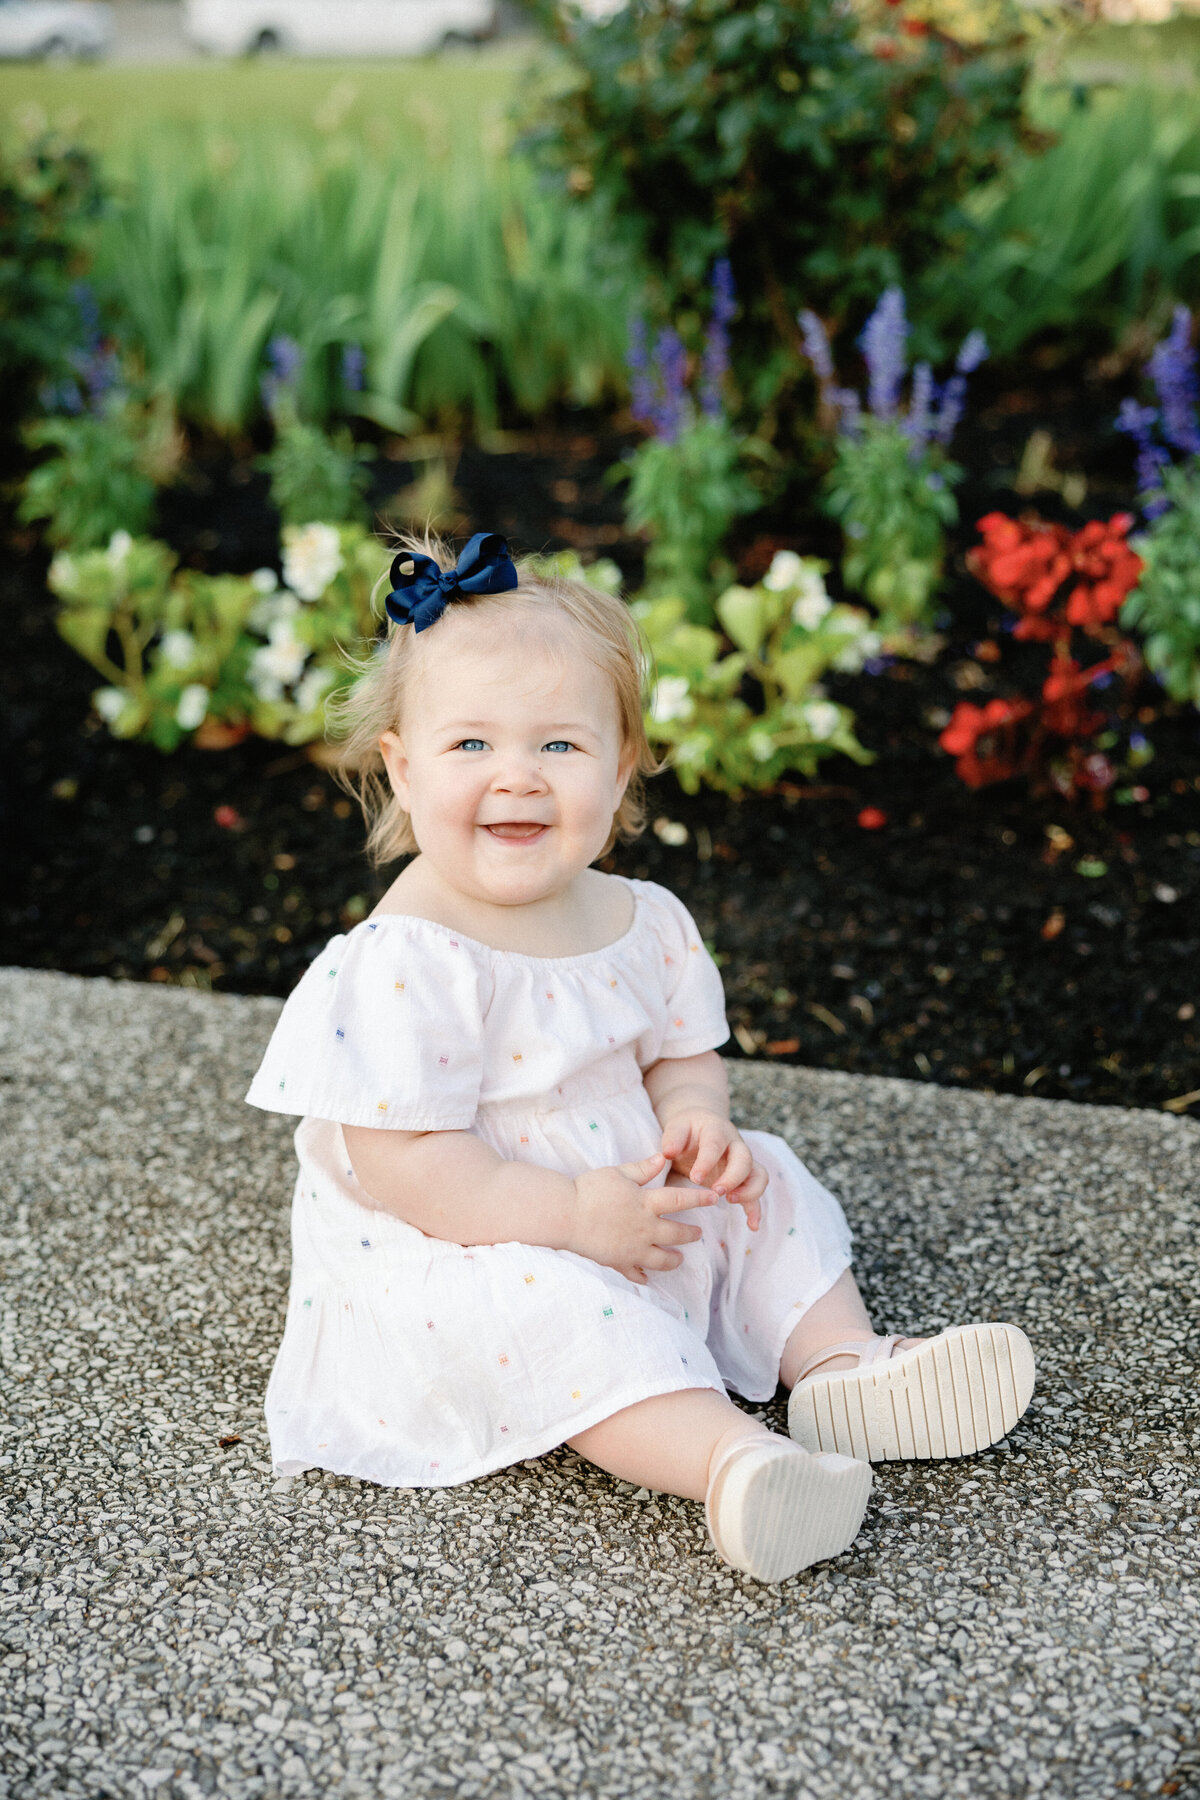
left=1, top=966, right=1198, bottom=1800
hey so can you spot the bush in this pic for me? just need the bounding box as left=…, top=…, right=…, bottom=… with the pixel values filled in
left=0, top=134, right=104, bottom=447
left=49, top=524, right=387, bottom=752
left=638, top=552, right=875, bottom=792
left=1122, top=460, right=1200, bottom=707
left=19, top=393, right=179, bottom=548
left=530, top=0, right=1029, bottom=429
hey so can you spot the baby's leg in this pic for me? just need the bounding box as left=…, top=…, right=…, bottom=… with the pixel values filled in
left=778, top=1268, right=921, bottom=1388
left=568, top=1388, right=770, bottom=1502
left=568, top=1388, right=872, bottom=1583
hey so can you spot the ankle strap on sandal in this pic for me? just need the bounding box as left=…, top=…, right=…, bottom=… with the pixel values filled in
left=792, top=1334, right=901, bottom=1386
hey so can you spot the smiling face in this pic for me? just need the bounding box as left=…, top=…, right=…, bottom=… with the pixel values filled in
left=378, top=608, right=634, bottom=912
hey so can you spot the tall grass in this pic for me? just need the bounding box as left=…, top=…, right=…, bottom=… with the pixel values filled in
left=926, top=86, right=1200, bottom=354
left=92, top=119, right=633, bottom=434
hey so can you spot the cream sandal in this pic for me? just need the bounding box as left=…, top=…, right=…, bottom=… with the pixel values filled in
left=787, top=1322, right=1036, bottom=1464
left=704, top=1433, right=873, bottom=1583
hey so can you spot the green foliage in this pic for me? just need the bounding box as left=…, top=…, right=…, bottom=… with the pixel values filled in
left=90, top=123, right=632, bottom=435
left=637, top=552, right=875, bottom=792
left=0, top=133, right=104, bottom=431
left=261, top=416, right=372, bottom=528
left=529, top=0, right=1029, bottom=424
left=928, top=87, right=1200, bottom=356
left=19, top=395, right=176, bottom=548
left=621, top=418, right=766, bottom=621
left=823, top=419, right=960, bottom=631
left=49, top=523, right=389, bottom=752
left=1122, top=460, right=1200, bottom=706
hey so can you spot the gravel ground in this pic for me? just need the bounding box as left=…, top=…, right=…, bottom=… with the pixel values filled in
left=1, top=966, right=1198, bottom=1800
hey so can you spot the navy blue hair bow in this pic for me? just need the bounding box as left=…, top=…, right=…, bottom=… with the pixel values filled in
left=384, top=532, right=518, bottom=632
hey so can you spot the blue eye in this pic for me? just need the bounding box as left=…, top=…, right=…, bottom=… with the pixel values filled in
left=456, top=739, right=487, bottom=752
left=543, top=740, right=574, bottom=754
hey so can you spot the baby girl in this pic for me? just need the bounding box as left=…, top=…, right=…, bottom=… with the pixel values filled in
left=247, top=533, right=1035, bottom=1582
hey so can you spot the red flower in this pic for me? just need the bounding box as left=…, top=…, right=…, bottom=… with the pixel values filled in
left=901, top=17, right=930, bottom=31
left=857, top=806, right=888, bottom=829
left=214, top=804, right=245, bottom=830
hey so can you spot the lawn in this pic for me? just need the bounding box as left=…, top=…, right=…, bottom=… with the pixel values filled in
left=0, top=40, right=536, bottom=152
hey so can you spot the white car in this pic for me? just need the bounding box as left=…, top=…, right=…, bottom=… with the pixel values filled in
left=0, top=0, right=111, bottom=58
left=184, top=0, right=497, bottom=56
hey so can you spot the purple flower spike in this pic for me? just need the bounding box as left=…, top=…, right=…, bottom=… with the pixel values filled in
left=1147, top=305, right=1200, bottom=457
left=859, top=287, right=908, bottom=421
left=654, top=326, right=689, bottom=445
left=700, top=258, right=735, bottom=420
left=341, top=342, right=365, bottom=394
left=798, top=308, right=835, bottom=387
left=956, top=329, right=988, bottom=375
left=934, top=373, right=968, bottom=446
left=904, top=360, right=934, bottom=452
left=626, top=315, right=656, bottom=429
left=267, top=335, right=302, bottom=385
left=1115, top=397, right=1171, bottom=514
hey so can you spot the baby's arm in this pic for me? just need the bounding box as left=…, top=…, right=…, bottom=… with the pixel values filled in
left=643, top=1050, right=768, bottom=1229
left=341, top=1125, right=713, bottom=1286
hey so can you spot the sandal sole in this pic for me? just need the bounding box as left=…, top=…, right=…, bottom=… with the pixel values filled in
left=787, top=1322, right=1035, bottom=1464
left=709, top=1446, right=873, bottom=1583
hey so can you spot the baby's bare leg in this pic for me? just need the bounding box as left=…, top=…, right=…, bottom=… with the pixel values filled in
left=778, top=1268, right=922, bottom=1388
left=568, top=1388, right=772, bottom=1502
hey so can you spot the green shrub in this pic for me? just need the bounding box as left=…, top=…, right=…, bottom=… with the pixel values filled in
left=928, top=86, right=1200, bottom=356
left=49, top=523, right=388, bottom=752
left=529, top=0, right=1029, bottom=428
left=824, top=419, right=960, bottom=630
left=19, top=394, right=177, bottom=548
left=91, top=124, right=632, bottom=435
left=0, top=134, right=104, bottom=439
left=637, top=553, right=875, bottom=792
left=621, top=417, right=767, bottom=621
left=1122, top=459, right=1200, bottom=706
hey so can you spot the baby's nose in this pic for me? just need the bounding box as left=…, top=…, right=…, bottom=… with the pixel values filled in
left=493, top=757, right=550, bottom=792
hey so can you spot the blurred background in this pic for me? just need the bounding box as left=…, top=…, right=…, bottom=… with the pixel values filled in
left=3, top=0, right=1198, bottom=1115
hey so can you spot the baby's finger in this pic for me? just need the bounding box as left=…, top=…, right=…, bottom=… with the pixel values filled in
left=689, top=1124, right=731, bottom=1188
left=650, top=1182, right=714, bottom=1214
left=618, top=1151, right=667, bottom=1186
left=639, top=1246, right=684, bottom=1273
left=659, top=1121, right=691, bottom=1161
left=713, top=1140, right=753, bottom=1196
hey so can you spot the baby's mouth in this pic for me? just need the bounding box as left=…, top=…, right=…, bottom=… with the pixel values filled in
left=483, top=821, right=549, bottom=841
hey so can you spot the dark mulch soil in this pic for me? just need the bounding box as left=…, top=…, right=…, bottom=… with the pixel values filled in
left=5, top=369, right=1199, bottom=1114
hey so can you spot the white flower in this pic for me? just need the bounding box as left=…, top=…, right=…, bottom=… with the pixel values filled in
left=649, top=675, right=694, bottom=725
left=282, top=523, right=342, bottom=602
left=652, top=817, right=689, bottom=847
left=248, top=588, right=301, bottom=636
left=791, top=586, right=833, bottom=631
left=832, top=630, right=882, bottom=674
left=106, top=530, right=133, bottom=570
left=763, top=550, right=805, bottom=591
left=159, top=630, right=197, bottom=670
left=748, top=730, right=776, bottom=763
left=803, top=701, right=842, bottom=742
left=294, top=665, right=336, bottom=714
left=49, top=552, right=76, bottom=590
left=176, top=684, right=210, bottom=730
left=249, top=620, right=309, bottom=703
left=94, top=687, right=129, bottom=725
left=250, top=567, right=279, bottom=594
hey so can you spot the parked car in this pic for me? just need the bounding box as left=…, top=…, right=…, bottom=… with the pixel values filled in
left=0, top=0, right=111, bottom=58
left=183, top=0, right=497, bottom=56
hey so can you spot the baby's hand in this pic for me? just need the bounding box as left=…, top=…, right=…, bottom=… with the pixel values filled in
left=570, top=1152, right=714, bottom=1287
left=660, top=1110, right=767, bottom=1231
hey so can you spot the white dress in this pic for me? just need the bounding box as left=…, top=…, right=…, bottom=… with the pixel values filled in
left=246, top=877, right=853, bottom=1487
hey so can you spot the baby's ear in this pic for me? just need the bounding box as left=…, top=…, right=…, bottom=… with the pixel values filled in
left=378, top=731, right=411, bottom=807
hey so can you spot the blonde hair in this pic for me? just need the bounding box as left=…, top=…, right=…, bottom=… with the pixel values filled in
left=328, top=534, right=663, bottom=867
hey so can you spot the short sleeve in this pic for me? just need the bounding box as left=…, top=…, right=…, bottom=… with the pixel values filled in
left=635, top=881, right=730, bottom=1064
left=245, top=919, right=490, bottom=1130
